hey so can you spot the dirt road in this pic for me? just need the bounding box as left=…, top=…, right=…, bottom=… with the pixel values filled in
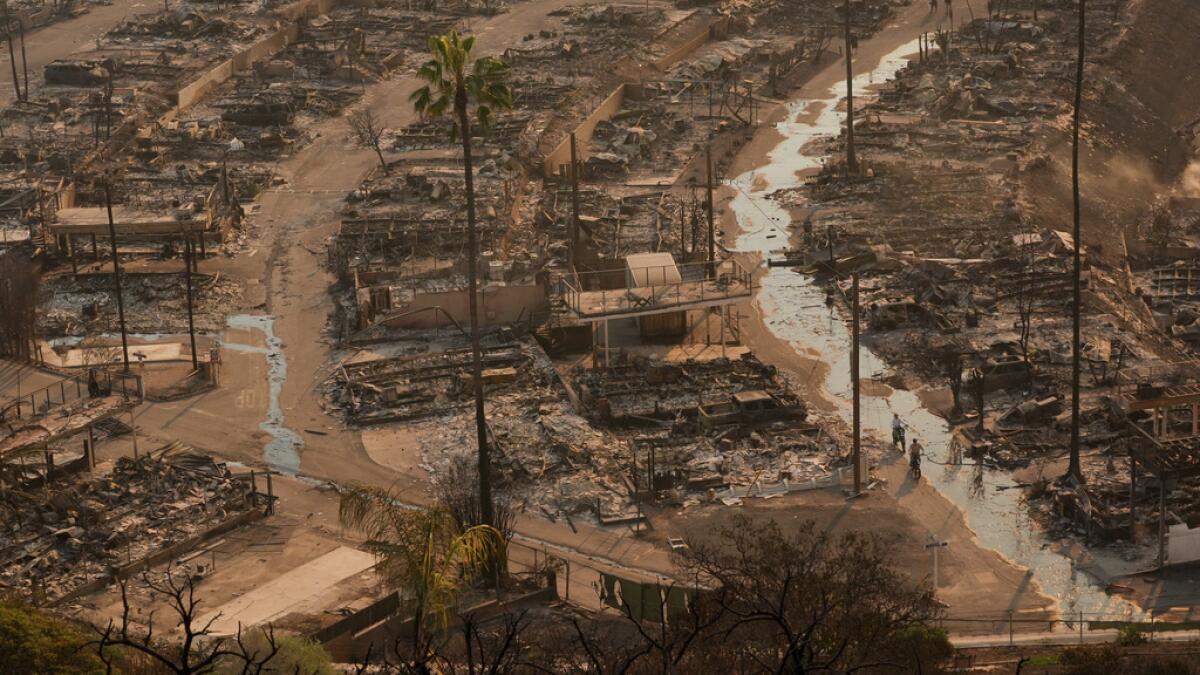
left=0, top=0, right=159, bottom=107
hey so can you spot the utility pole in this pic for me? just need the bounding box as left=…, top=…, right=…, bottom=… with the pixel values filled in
left=2, top=3, right=20, bottom=102
left=184, top=235, right=198, bottom=369
left=1067, top=0, right=1086, bottom=483
left=843, top=0, right=858, bottom=174
left=851, top=272, right=861, bottom=495
left=678, top=202, right=686, bottom=262
left=927, top=537, right=948, bottom=592
left=705, top=146, right=715, bottom=274
left=104, top=71, right=113, bottom=141
left=17, top=17, right=26, bottom=101
left=569, top=132, right=580, bottom=272
left=103, top=180, right=130, bottom=372
left=828, top=222, right=836, bottom=270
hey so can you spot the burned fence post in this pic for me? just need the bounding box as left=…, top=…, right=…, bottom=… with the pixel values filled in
left=184, top=236, right=198, bottom=369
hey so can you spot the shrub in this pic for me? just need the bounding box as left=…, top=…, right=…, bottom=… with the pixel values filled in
left=214, top=628, right=335, bottom=674
left=0, top=601, right=105, bottom=674
left=1118, top=624, right=1148, bottom=646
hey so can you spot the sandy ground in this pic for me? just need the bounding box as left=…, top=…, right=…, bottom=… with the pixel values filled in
left=0, top=0, right=161, bottom=107
left=2, top=0, right=1067, bottom=633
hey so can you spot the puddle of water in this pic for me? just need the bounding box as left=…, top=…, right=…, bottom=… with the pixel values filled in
left=225, top=314, right=303, bottom=475
left=730, top=39, right=1139, bottom=621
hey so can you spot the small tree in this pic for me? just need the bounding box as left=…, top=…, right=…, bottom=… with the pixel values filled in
left=410, top=31, right=512, bottom=529
left=91, top=570, right=311, bottom=674
left=348, top=109, right=389, bottom=174
left=338, top=485, right=503, bottom=661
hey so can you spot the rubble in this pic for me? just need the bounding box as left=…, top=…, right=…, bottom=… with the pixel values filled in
left=0, top=446, right=254, bottom=604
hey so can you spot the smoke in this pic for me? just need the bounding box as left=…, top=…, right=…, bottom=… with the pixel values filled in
left=1183, top=159, right=1200, bottom=197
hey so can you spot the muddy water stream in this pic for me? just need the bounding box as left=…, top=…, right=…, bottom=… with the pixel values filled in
left=224, top=314, right=303, bottom=474
left=730, top=39, right=1138, bottom=621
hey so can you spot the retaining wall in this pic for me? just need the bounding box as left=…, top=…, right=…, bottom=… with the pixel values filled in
left=320, top=587, right=558, bottom=662
left=541, top=84, right=632, bottom=178
left=174, top=24, right=301, bottom=111
left=540, top=13, right=730, bottom=178
left=652, top=15, right=730, bottom=71
left=376, top=283, right=548, bottom=329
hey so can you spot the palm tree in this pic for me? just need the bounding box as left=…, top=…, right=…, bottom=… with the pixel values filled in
left=410, top=32, right=512, bottom=527
left=1066, top=0, right=1086, bottom=484
left=338, top=484, right=503, bottom=656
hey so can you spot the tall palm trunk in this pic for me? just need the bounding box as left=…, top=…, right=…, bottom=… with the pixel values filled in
left=456, top=86, right=494, bottom=527
left=843, top=0, right=858, bottom=174
left=1067, top=0, right=1085, bottom=483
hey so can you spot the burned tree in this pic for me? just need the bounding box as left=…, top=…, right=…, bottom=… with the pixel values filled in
left=434, top=454, right=517, bottom=544
left=670, top=516, right=945, bottom=673
left=968, top=366, right=986, bottom=432
left=90, top=570, right=321, bottom=674
left=941, top=346, right=964, bottom=418
left=349, top=108, right=389, bottom=174
left=1011, top=255, right=1039, bottom=389
left=0, top=252, right=38, bottom=360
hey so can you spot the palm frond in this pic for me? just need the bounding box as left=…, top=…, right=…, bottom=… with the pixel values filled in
left=412, top=30, right=513, bottom=140
left=339, top=485, right=506, bottom=634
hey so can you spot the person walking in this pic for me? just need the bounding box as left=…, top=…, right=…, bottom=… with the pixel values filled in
left=909, top=438, right=924, bottom=478
left=891, top=413, right=907, bottom=451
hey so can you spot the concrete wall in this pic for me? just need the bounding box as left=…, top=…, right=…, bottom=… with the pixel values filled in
left=1170, top=523, right=1200, bottom=566
left=175, top=24, right=300, bottom=111
left=15, top=6, right=57, bottom=31
left=652, top=15, right=730, bottom=71
left=540, top=13, right=730, bottom=178
left=379, top=284, right=548, bottom=329
left=322, top=587, right=557, bottom=663
left=542, top=84, right=630, bottom=178
left=171, top=0, right=338, bottom=113
left=310, top=591, right=401, bottom=645
left=277, top=0, right=342, bottom=21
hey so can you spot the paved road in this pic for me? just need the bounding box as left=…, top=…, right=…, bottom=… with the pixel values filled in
left=0, top=0, right=157, bottom=107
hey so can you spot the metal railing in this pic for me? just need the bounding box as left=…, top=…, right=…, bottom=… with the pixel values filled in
left=0, top=369, right=143, bottom=422
left=560, top=258, right=753, bottom=318
left=936, top=608, right=1200, bottom=644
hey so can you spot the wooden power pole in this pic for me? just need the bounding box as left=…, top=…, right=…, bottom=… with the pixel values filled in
left=2, top=3, right=20, bottom=103
left=103, top=181, right=130, bottom=372
left=705, top=146, right=715, bottom=272
left=569, top=132, right=580, bottom=272
left=851, top=272, right=862, bottom=495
